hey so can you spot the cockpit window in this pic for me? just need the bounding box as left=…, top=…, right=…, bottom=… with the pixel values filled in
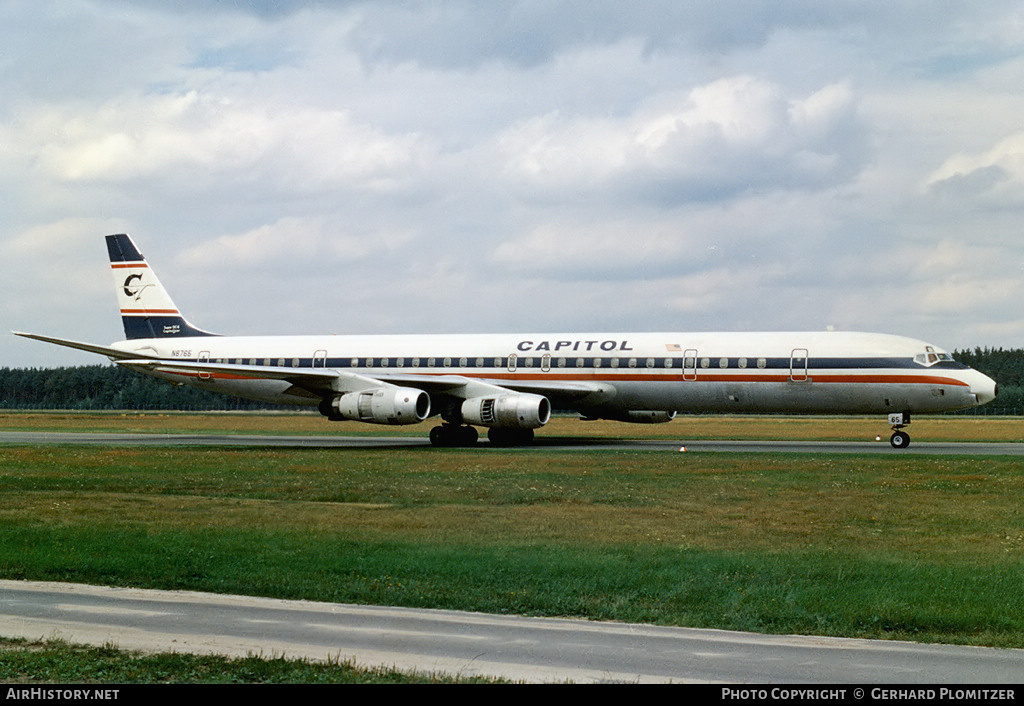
left=914, top=345, right=954, bottom=367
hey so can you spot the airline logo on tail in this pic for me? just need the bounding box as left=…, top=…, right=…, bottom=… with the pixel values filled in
left=105, top=234, right=215, bottom=340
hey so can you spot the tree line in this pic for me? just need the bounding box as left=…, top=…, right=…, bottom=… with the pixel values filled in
left=0, top=365, right=276, bottom=411
left=1, top=347, right=1022, bottom=413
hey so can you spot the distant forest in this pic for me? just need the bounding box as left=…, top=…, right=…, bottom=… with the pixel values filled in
left=0, top=365, right=277, bottom=411
left=1, top=347, right=1023, bottom=414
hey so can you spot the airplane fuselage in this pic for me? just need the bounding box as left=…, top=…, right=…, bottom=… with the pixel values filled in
left=111, top=329, right=995, bottom=417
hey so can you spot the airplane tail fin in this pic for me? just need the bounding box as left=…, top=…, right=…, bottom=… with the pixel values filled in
left=106, top=233, right=216, bottom=340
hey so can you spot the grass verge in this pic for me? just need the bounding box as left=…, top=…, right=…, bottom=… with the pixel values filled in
left=0, top=637, right=506, bottom=683
left=1, top=445, right=1023, bottom=650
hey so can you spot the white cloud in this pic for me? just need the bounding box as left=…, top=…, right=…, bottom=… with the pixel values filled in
left=497, top=76, right=864, bottom=203
left=177, top=217, right=415, bottom=269
left=17, top=91, right=433, bottom=193
left=6, top=1, right=1024, bottom=366
left=925, top=131, right=1024, bottom=201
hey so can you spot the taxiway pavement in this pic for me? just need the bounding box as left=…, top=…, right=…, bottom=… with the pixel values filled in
left=3, top=580, right=1023, bottom=683
left=1, top=431, right=1022, bottom=455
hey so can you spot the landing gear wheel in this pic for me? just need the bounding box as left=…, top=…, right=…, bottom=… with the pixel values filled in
left=487, top=427, right=535, bottom=446
left=429, top=424, right=478, bottom=447
left=889, top=431, right=910, bottom=449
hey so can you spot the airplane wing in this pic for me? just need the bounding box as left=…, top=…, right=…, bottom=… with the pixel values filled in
left=13, top=332, right=616, bottom=408
left=116, top=358, right=383, bottom=397
left=116, top=359, right=615, bottom=407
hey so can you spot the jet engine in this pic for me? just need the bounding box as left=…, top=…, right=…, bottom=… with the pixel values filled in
left=461, top=393, right=551, bottom=429
left=320, top=387, right=430, bottom=425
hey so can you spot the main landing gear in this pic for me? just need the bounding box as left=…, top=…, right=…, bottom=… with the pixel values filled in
left=428, top=424, right=536, bottom=447
left=429, top=424, right=478, bottom=447
left=887, top=412, right=911, bottom=449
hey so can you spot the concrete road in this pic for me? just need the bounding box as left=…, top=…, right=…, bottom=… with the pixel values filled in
left=2, top=580, right=1023, bottom=683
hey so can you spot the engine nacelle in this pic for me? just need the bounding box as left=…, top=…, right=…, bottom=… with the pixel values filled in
left=461, top=393, right=551, bottom=429
left=321, top=387, right=430, bottom=425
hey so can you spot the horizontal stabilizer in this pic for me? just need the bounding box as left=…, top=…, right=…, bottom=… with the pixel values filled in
left=12, top=332, right=155, bottom=361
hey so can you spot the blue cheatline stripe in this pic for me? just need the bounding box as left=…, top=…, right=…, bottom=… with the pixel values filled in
left=165, top=354, right=963, bottom=372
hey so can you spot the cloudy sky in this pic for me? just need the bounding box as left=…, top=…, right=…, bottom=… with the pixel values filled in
left=4, top=0, right=1024, bottom=367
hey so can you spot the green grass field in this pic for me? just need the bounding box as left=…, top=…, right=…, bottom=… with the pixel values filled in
left=1, top=412, right=1023, bottom=681
left=0, top=636, right=509, bottom=683
left=1, top=411, right=1023, bottom=654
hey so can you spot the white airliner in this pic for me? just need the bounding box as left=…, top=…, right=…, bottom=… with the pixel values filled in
left=16, top=234, right=997, bottom=448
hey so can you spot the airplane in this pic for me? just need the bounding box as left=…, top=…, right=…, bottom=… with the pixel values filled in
left=15, top=233, right=997, bottom=448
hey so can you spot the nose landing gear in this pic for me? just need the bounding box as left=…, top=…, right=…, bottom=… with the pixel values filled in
left=887, top=412, right=911, bottom=449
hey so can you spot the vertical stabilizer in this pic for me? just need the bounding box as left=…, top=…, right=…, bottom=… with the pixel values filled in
left=106, top=234, right=216, bottom=340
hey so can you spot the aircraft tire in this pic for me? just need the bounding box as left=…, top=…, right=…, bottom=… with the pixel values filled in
left=487, top=427, right=535, bottom=447
left=889, top=431, right=910, bottom=449
left=429, top=424, right=478, bottom=447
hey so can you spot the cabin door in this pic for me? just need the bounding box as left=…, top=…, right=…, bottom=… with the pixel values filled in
left=790, top=348, right=809, bottom=382
left=683, top=349, right=698, bottom=380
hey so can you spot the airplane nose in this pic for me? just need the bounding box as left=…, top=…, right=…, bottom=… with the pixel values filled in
left=971, top=372, right=998, bottom=406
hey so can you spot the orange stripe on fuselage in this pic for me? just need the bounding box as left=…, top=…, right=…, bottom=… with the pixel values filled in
left=164, top=370, right=970, bottom=387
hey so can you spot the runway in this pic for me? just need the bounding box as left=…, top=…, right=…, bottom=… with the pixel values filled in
left=3, top=580, right=1024, bottom=683
left=0, top=430, right=1022, bottom=455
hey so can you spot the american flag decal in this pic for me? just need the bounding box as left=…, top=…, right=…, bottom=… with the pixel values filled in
left=666, top=343, right=681, bottom=351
